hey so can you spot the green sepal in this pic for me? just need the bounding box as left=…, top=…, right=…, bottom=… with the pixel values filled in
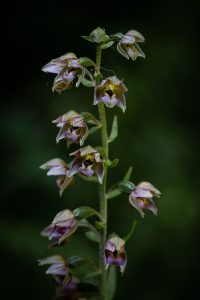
left=108, top=115, right=118, bottom=144
left=78, top=57, right=96, bottom=67
left=123, top=220, right=137, bottom=242
left=81, top=77, right=95, bottom=87
left=73, top=206, right=102, bottom=220
left=118, top=180, right=135, bottom=193
left=101, top=41, right=114, bottom=50
left=107, top=266, right=117, bottom=300
left=105, top=158, right=119, bottom=168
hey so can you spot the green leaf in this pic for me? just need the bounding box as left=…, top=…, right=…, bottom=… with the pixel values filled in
left=81, top=112, right=101, bottom=126
left=123, top=220, right=137, bottom=242
left=79, top=57, right=96, bottom=67
left=78, top=173, right=99, bottom=183
left=107, top=266, right=117, bottom=300
left=106, top=188, right=121, bottom=199
left=108, top=115, right=118, bottom=143
left=81, top=77, right=95, bottom=87
left=94, top=72, right=103, bottom=82
left=118, top=180, right=135, bottom=193
left=101, top=41, right=114, bottom=50
left=78, top=219, right=100, bottom=242
left=68, top=256, right=88, bottom=268
left=73, top=206, right=102, bottom=220
left=85, top=230, right=100, bottom=242
left=105, top=158, right=119, bottom=168
left=89, top=125, right=102, bottom=135
left=123, top=166, right=133, bottom=181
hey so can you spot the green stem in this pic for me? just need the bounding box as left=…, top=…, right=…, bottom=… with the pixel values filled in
left=96, top=45, right=108, bottom=300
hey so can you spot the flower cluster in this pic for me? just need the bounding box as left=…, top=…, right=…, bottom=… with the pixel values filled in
left=39, top=27, right=161, bottom=300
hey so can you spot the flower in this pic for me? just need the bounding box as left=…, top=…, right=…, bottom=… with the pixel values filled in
left=129, top=181, right=161, bottom=217
left=68, top=146, right=104, bottom=184
left=41, top=209, right=77, bottom=246
left=38, top=255, right=82, bottom=299
left=104, top=235, right=127, bottom=273
left=117, top=30, right=145, bottom=61
left=38, top=255, right=69, bottom=276
left=52, top=110, right=88, bottom=147
left=94, top=76, right=127, bottom=112
left=40, top=158, right=73, bottom=195
left=42, top=52, right=85, bottom=92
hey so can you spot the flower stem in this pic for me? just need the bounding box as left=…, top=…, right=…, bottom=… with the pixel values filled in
left=96, top=45, right=108, bottom=300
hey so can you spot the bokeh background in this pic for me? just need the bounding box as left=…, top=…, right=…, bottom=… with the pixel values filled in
left=2, top=0, right=199, bottom=299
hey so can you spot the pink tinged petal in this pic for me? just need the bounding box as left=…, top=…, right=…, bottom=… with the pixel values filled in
left=38, top=255, right=66, bottom=266
left=42, top=63, right=63, bottom=74
left=46, top=263, right=67, bottom=276
left=73, top=117, right=85, bottom=128
left=117, top=42, right=129, bottom=59
left=57, top=176, right=74, bottom=196
left=47, top=165, right=67, bottom=176
left=137, top=181, right=161, bottom=197
left=126, top=30, right=145, bottom=42
left=132, top=188, right=153, bottom=199
left=40, top=158, right=67, bottom=171
left=41, top=224, right=54, bottom=237
left=95, top=162, right=104, bottom=184
left=121, top=35, right=135, bottom=44
left=129, top=194, right=144, bottom=218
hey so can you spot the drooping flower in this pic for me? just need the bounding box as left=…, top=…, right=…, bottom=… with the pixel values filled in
left=40, top=158, right=73, bottom=195
left=117, top=30, right=145, bottom=61
left=42, top=53, right=85, bottom=92
left=41, top=209, right=77, bottom=246
left=104, top=235, right=127, bottom=273
left=129, top=181, right=161, bottom=217
left=68, top=146, right=104, bottom=184
left=52, top=110, right=88, bottom=147
left=94, top=76, right=127, bottom=112
left=38, top=255, right=82, bottom=299
left=38, top=255, right=69, bottom=276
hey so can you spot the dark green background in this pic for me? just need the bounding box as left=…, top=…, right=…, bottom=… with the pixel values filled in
left=2, top=0, right=199, bottom=299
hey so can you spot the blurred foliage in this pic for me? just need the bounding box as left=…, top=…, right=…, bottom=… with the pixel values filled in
left=1, top=0, right=199, bottom=299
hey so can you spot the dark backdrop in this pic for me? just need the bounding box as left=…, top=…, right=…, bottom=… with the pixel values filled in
left=1, top=1, right=199, bottom=299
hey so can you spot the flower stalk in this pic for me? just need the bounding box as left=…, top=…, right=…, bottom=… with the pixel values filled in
left=96, top=45, right=109, bottom=300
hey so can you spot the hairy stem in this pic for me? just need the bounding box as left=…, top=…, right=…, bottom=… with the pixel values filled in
left=96, top=45, right=108, bottom=300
